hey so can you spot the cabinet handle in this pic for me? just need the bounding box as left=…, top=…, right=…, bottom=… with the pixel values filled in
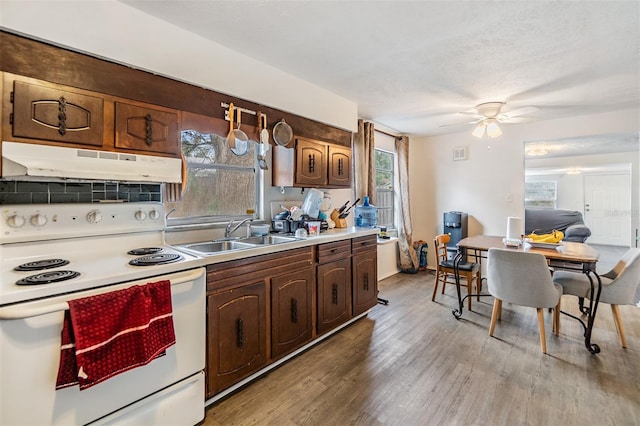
left=338, top=158, right=343, bottom=175
left=57, top=96, right=67, bottom=136
left=309, top=154, right=315, bottom=172
left=330, top=248, right=339, bottom=254
left=291, top=298, right=298, bottom=324
left=363, top=273, right=369, bottom=290
left=145, top=113, right=153, bottom=146
left=236, top=318, right=244, bottom=349
left=332, top=283, right=338, bottom=305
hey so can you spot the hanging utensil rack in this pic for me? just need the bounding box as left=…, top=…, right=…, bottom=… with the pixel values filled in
left=221, top=102, right=256, bottom=121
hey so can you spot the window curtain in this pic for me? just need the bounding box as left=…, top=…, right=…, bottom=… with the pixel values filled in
left=353, top=119, right=376, bottom=204
left=395, top=135, right=419, bottom=271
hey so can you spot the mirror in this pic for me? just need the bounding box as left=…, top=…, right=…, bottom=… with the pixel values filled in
left=524, top=132, right=639, bottom=248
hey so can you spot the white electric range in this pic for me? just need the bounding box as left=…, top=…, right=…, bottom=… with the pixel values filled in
left=0, top=202, right=206, bottom=425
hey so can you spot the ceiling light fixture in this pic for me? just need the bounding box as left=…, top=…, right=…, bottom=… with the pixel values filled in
left=485, top=119, right=502, bottom=138
left=526, top=147, right=549, bottom=156
left=470, top=102, right=507, bottom=139
left=472, top=119, right=502, bottom=138
left=472, top=122, right=486, bottom=138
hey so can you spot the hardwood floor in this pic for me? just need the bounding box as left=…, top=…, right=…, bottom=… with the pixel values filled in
left=203, top=270, right=640, bottom=425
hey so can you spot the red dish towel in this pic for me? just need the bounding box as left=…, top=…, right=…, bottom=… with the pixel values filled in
left=56, top=280, right=175, bottom=390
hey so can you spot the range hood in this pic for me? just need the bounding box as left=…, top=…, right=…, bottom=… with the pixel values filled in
left=1, top=142, right=182, bottom=183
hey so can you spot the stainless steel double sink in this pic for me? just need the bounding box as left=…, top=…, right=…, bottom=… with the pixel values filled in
left=176, top=235, right=297, bottom=255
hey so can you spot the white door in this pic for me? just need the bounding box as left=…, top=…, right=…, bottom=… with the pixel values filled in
left=584, top=173, right=631, bottom=246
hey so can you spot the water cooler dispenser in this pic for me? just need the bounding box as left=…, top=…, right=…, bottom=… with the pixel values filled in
left=444, top=211, right=468, bottom=260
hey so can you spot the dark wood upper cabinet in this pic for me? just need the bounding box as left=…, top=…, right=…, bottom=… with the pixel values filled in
left=328, top=145, right=352, bottom=187
left=295, top=138, right=328, bottom=187
left=11, top=80, right=104, bottom=147
left=114, top=102, right=179, bottom=155
left=273, top=137, right=352, bottom=189
left=3, top=73, right=181, bottom=158
left=1, top=31, right=353, bottom=149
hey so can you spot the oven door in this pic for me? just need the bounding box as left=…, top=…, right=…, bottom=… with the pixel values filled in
left=0, top=267, right=206, bottom=426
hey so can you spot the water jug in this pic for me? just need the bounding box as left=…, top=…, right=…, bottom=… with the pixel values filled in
left=355, top=196, right=377, bottom=228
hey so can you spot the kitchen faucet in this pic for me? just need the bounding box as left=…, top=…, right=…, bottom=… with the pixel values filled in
left=225, top=218, right=254, bottom=239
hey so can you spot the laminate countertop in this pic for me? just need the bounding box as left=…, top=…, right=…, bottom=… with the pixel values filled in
left=170, top=227, right=379, bottom=268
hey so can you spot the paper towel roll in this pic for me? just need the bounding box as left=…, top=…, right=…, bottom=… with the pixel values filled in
left=506, top=217, right=522, bottom=241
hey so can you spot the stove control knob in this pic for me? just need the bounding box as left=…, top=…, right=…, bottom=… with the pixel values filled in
left=30, top=213, right=47, bottom=227
left=86, top=210, right=102, bottom=224
left=148, top=209, right=161, bottom=220
left=135, top=209, right=147, bottom=221
left=7, top=214, right=26, bottom=228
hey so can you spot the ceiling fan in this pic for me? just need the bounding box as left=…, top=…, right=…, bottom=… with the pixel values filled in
left=443, top=102, right=537, bottom=138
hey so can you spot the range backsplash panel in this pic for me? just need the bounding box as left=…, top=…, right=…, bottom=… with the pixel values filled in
left=0, top=180, right=161, bottom=204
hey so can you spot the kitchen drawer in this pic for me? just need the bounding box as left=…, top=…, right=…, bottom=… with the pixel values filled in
left=351, top=235, right=377, bottom=255
left=317, top=240, right=351, bottom=264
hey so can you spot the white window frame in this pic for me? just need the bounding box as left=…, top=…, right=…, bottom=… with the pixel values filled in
left=374, top=130, right=399, bottom=231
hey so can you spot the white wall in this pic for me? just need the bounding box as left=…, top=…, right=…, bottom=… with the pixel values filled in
left=0, top=0, right=357, bottom=132
left=411, top=108, right=640, bottom=266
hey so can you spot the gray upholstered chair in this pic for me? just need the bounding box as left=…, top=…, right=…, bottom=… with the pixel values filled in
left=553, top=248, right=640, bottom=348
left=487, top=248, right=562, bottom=354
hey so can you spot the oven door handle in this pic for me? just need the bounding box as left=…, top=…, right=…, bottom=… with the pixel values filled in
left=0, top=268, right=204, bottom=320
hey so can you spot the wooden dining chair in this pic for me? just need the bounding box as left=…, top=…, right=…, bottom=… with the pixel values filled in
left=487, top=248, right=562, bottom=354
left=432, top=233, right=481, bottom=310
left=552, top=248, right=640, bottom=348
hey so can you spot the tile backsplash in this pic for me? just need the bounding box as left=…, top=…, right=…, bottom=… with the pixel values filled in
left=0, top=180, right=162, bottom=204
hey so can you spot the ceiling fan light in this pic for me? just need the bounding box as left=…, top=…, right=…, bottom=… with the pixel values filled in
left=472, top=123, right=486, bottom=138
left=486, top=120, right=502, bottom=138
left=527, top=147, right=548, bottom=156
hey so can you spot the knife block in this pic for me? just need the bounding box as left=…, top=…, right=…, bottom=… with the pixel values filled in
left=330, top=209, right=348, bottom=228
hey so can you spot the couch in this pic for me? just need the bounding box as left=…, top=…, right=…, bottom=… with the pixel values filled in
left=524, top=209, right=591, bottom=243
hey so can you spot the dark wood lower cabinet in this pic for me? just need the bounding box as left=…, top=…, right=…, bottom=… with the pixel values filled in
left=271, top=268, right=314, bottom=359
left=317, top=258, right=352, bottom=335
left=352, top=251, right=378, bottom=316
left=352, top=235, right=379, bottom=316
left=204, top=238, right=377, bottom=399
left=206, top=282, right=267, bottom=397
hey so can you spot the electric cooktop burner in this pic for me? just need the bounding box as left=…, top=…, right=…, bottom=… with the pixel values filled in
left=16, top=270, right=81, bottom=286
left=13, top=259, right=70, bottom=272
left=127, top=247, right=165, bottom=256
left=129, top=253, right=184, bottom=266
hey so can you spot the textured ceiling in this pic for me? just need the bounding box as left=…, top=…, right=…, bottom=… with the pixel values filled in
left=525, top=132, right=639, bottom=159
left=121, top=0, right=640, bottom=137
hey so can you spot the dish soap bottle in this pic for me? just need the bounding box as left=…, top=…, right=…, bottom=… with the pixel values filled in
left=355, top=196, right=377, bottom=228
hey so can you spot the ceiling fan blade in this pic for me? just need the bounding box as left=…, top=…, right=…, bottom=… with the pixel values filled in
left=498, top=116, right=535, bottom=124
left=501, top=106, right=539, bottom=118
left=439, top=119, right=481, bottom=128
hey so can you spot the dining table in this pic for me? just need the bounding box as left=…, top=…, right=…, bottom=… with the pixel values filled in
left=452, top=235, right=602, bottom=354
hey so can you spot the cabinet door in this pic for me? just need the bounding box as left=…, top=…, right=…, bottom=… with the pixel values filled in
left=352, top=251, right=378, bottom=316
left=328, top=145, right=351, bottom=187
left=295, top=138, right=327, bottom=186
left=114, top=101, right=179, bottom=156
left=12, top=80, right=104, bottom=147
left=206, top=282, right=267, bottom=397
left=317, top=258, right=351, bottom=334
left=271, top=268, right=314, bottom=359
